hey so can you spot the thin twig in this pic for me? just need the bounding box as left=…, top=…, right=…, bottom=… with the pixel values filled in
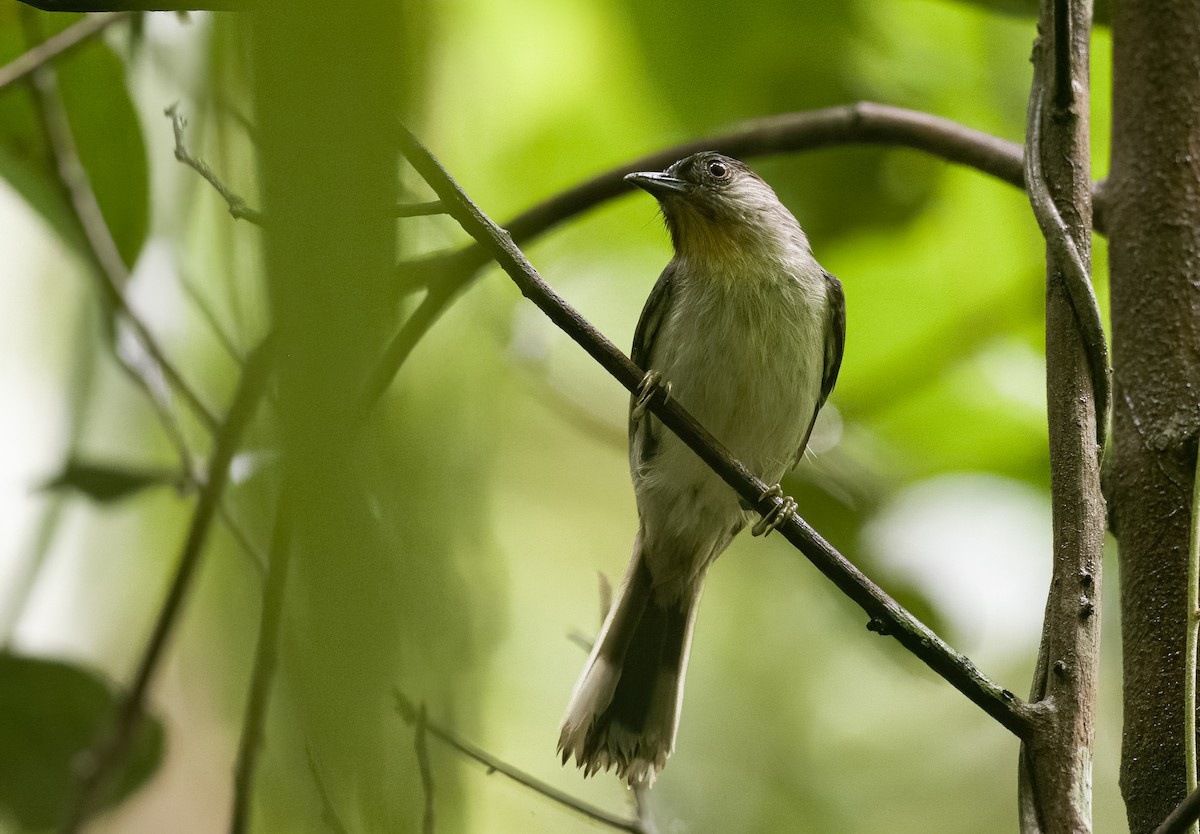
left=0, top=12, right=131, bottom=93
left=229, top=508, right=291, bottom=834
left=168, top=107, right=449, bottom=228
left=394, top=691, right=646, bottom=834
left=168, top=104, right=266, bottom=225
left=415, top=705, right=436, bottom=834
left=61, top=339, right=273, bottom=833
left=179, top=271, right=246, bottom=365
left=1024, top=85, right=1111, bottom=452
left=216, top=502, right=267, bottom=577
left=305, top=747, right=352, bottom=834
left=25, top=39, right=219, bottom=434
left=1186, top=440, right=1200, bottom=834
left=357, top=259, right=466, bottom=414
left=398, top=125, right=1038, bottom=739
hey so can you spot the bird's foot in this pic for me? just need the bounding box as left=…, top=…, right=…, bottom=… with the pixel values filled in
left=751, top=484, right=797, bottom=537
left=631, top=370, right=672, bottom=421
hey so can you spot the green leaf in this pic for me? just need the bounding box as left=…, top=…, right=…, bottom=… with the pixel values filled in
left=43, top=458, right=178, bottom=503
left=0, top=11, right=149, bottom=269
left=0, top=653, right=164, bottom=829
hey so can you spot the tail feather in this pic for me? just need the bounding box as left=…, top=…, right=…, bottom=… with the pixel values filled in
left=558, top=542, right=701, bottom=786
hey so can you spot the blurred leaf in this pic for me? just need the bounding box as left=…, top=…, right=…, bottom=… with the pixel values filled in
left=615, top=0, right=941, bottom=242
left=43, top=458, right=177, bottom=503
left=0, top=653, right=164, bottom=829
left=0, top=11, right=149, bottom=269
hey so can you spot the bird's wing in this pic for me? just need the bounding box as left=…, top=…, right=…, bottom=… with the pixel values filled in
left=790, top=271, right=846, bottom=469
left=818, top=271, right=846, bottom=409
left=628, top=262, right=678, bottom=469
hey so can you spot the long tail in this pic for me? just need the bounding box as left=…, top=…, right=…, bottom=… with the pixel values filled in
left=558, top=538, right=702, bottom=786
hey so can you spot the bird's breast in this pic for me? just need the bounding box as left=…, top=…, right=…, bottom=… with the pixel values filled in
left=649, top=262, right=827, bottom=482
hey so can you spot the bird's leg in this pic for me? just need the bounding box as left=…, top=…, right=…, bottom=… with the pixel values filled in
left=631, top=370, right=672, bottom=421
left=751, top=484, right=797, bottom=537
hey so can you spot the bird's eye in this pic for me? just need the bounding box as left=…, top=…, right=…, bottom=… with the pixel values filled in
left=706, top=160, right=730, bottom=180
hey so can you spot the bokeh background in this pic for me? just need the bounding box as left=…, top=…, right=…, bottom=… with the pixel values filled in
left=0, top=0, right=1126, bottom=832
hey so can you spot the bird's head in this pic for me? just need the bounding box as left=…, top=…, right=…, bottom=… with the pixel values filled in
left=625, top=152, right=809, bottom=264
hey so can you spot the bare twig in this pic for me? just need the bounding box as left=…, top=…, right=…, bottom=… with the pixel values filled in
left=61, top=339, right=273, bottom=832
left=397, top=125, right=1037, bottom=738
left=415, top=705, right=435, bottom=834
left=168, top=104, right=265, bottom=225
left=169, top=106, right=448, bottom=229
left=229, top=508, right=291, bottom=834
left=26, top=42, right=219, bottom=434
left=216, top=502, right=266, bottom=577
left=357, top=256, right=468, bottom=414
left=0, top=12, right=132, bottom=93
left=394, top=691, right=646, bottom=834
left=178, top=271, right=246, bottom=365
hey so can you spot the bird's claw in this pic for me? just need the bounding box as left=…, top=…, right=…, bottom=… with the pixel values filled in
left=631, top=370, right=672, bottom=421
left=752, top=484, right=797, bottom=537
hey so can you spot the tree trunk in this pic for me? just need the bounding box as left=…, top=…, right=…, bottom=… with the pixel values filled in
left=1109, top=2, right=1200, bottom=832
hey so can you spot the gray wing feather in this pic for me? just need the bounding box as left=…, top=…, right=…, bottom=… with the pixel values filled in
left=790, top=271, right=846, bottom=469
left=629, top=262, right=677, bottom=470
left=819, top=271, right=846, bottom=408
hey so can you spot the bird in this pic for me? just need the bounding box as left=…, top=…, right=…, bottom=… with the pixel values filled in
left=557, top=151, right=846, bottom=786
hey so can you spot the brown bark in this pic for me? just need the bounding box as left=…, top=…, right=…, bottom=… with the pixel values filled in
left=1018, top=2, right=1106, bottom=831
left=1110, top=2, right=1200, bottom=832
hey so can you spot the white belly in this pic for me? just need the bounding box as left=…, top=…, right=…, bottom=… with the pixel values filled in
left=633, top=266, right=828, bottom=593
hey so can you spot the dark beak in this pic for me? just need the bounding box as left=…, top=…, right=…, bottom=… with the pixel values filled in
left=625, top=171, right=690, bottom=198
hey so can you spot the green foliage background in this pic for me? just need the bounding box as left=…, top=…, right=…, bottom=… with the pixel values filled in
left=0, top=0, right=1127, bottom=831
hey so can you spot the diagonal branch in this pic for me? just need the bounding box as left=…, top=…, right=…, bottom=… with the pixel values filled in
left=394, top=691, right=647, bottom=834
left=229, top=507, right=291, bottom=834
left=61, top=339, right=273, bottom=833
left=397, top=124, right=1038, bottom=739
left=0, top=12, right=132, bottom=94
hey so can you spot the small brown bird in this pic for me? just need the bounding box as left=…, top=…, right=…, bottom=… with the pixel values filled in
left=558, top=152, right=846, bottom=785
